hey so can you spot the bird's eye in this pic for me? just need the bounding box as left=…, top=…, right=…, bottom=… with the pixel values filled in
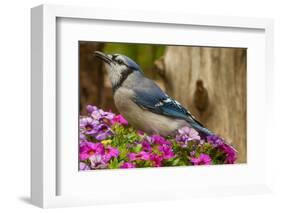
left=117, top=59, right=123, bottom=64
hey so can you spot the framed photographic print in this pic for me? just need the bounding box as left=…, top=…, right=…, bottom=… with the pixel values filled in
left=31, top=4, right=274, bottom=208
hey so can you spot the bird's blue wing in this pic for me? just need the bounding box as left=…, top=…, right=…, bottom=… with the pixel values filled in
left=132, top=78, right=204, bottom=127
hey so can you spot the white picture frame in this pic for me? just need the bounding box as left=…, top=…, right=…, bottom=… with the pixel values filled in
left=31, top=4, right=274, bottom=208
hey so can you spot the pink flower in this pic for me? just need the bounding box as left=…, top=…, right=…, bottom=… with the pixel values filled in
left=150, top=154, right=163, bottom=167
left=176, top=126, right=201, bottom=147
left=191, top=153, right=212, bottom=165
left=89, top=154, right=107, bottom=169
left=219, top=143, right=237, bottom=164
left=120, top=162, right=135, bottom=169
left=128, top=151, right=150, bottom=161
left=79, top=162, right=90, bottom=171
left=141, top=140, right=152, bottom=152
left=79, top=142, right=104, bottom=161
left=150, top=135, right=171, bottom=145
left=111, top=114, right=128, bottom=126
left=103, top=146, right=119, bottom=162
left=159, top=145, right=175, bottom=160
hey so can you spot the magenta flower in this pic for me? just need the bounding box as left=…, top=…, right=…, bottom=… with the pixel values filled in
left=158, top=145, right=175, bottom=160
left=111, top=114, right=128, bottom=126
left=219, top=143, right=237, bottom=164
left=191, top=153, right=212, bottom=165
left=120, top=162, right=135, bottom=169
left=128, top=151, right=150, bottom=161
left=150, top=135, right=171, bottom=146
left=89, top=154, right=107, bottom=169
left=79, top=142, right=104, bottom=161
left=141, top=140, right=152, bottom=152
left=150, top=154, right=163, bottom=167
left=79, top=162, right=90, bottom=171
left=176, top=126, right=201, bottom=147
left=103, top=146, right=120, bottom=162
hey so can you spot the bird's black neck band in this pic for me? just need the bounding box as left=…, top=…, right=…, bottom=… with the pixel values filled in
left=112, top=69, right=133, bottom=93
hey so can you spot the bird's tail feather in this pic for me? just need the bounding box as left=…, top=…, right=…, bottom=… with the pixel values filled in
left=191, top=123, right=214, bottom=138
left=191, top=122, right=238, bottom=154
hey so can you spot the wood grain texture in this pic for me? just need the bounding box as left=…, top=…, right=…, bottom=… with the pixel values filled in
left=155, top=46, right=247, bottom=163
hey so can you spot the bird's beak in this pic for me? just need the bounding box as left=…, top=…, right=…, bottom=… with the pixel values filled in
left=94, top=51, right=112, bottom=65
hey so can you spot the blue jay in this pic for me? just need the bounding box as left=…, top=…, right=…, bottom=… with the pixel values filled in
left=95, top=51, right=213, bottom=137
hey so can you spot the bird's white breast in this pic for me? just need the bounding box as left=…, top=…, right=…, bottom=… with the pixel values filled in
left=114, top=87, right=187, bottom=136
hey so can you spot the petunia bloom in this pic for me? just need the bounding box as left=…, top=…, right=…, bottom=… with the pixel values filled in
left=80, top=117, right=99, bottom=135
left=128, top=151, right=150, bottom=161
left=91, top=108, right=115, bottom=122
left=86, top=105, right=98, bottom=114
left=150, top=135, right=171, bottom=146
left=79, top=142, right=104, bottom=161
left=206, top=135, right=224, bottom=147
left=111, top=114, right=128, bottom=126
left=218, top=143, right=237, bottom=164
left=103, top=146, right=120, bottom=162
left=191, top=153, right=212, bottom=165
left=120, top=162, right=135, bottom=169
left=79, top=162, right=90, bottom=171
left=158, top=145, right=175, bottom=160
left=95, top=124, right=113, bottom=140
left=79, top=133, right=87, bottom=143
left=89, top=154, right=107, bottom=169
left=176, top=126, right=201, bottom=147
left=150, top=154, right=163, bottom=167
left=141, top=140, right=152, bottom=152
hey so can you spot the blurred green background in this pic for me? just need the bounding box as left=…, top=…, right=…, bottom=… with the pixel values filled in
left=103, top=43, right=165, bottom=79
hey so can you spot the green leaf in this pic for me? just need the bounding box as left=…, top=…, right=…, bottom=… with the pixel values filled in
left=133, top=144, right=142, bottom=153
left=171, top=158, right=180, bottom=166
left=108, top=158, right=121, bottom=169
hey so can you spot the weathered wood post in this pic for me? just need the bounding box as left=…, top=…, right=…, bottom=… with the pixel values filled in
left=155, top=46, right=247, bottom=163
